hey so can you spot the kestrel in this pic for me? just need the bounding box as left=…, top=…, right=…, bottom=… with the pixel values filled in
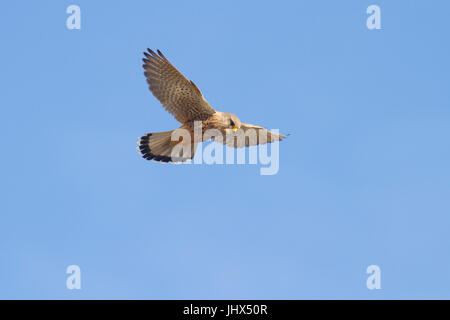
left=137, top=48, right=286, bottom=163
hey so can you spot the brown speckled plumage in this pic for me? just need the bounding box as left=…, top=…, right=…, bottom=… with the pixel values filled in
left=138, top=48, right=286, bottom=163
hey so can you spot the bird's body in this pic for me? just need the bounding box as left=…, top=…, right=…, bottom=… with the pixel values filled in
left=137, top=49, right=286, bottom=163
left=177, top=111, right=240, bottom=140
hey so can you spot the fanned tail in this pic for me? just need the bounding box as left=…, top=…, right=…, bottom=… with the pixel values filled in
left=137, top=130, right=196, bottom=163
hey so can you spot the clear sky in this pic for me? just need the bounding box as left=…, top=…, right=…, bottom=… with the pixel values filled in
left=1, top=0, right=449, bottom=299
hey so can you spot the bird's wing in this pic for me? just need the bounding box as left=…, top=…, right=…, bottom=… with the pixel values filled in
left=222, top=123, right=286, bottom=148
left=142, top=49, right=216, bottom=124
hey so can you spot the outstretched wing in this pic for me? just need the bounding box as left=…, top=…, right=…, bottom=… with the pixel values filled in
left=223, top=123, right=286, bottom=148
left=142, top=49, right=216, bottom=124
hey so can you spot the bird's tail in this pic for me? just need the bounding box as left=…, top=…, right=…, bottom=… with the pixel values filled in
left=137, top=130, right=196, bottom=163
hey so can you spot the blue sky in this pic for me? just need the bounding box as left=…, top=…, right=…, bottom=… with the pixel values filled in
left=0, top=0, right=449, bottom=299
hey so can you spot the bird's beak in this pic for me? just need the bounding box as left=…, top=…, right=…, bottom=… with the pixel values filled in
left=233, top=127, right=238, bottom=132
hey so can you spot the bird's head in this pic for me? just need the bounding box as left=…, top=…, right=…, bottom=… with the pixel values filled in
left=223, top=112, right=241, bottom=132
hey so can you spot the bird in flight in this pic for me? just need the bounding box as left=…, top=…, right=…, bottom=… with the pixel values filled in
left=137, top=48, right=286, bottom=163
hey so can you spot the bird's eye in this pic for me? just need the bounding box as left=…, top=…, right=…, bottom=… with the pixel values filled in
left=230, top=119, right=235, bottom=127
